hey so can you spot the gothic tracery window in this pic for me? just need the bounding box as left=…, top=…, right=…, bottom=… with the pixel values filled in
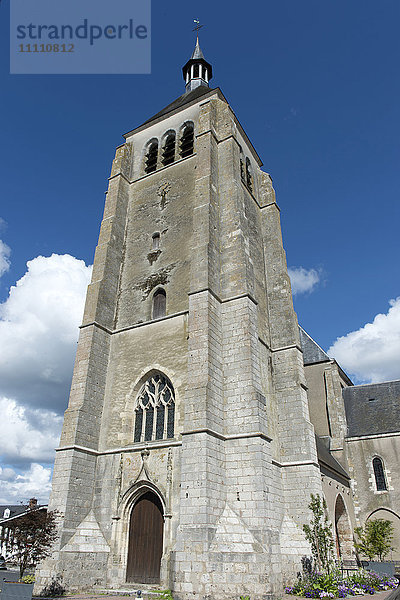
left=134, top=374, right=175, bottom=442
left=373, top=457, right=387, bottom=491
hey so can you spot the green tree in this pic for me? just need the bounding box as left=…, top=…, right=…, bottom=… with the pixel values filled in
left=354, top=518, right=394, bottom=561
left=303, top=494, right=335, bottom=573
left=3, top=507, right=59, bottom=578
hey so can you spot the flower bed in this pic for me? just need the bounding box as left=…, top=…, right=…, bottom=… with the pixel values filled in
left=285, top=570, right=399, bottom=599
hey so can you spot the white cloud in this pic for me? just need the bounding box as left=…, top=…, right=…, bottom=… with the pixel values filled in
left=288, top=266, right=320, bottom=295
left=328, top=297, right=400, bottom=384
left=0, top=239, right=11, bottom=277
left=0, top=397, right=62, bottom=466
left=0, top=463, right=52, bottom=505
left=0, top=253, right=91, bottom=503
left=0, top=253, right=92, bottom=413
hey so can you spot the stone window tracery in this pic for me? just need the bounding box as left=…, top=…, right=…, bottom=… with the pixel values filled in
left=134, top=374, right=175, bottom=442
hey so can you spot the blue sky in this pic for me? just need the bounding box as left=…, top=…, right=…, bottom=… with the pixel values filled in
left=0, top=0, right=399, bottom=502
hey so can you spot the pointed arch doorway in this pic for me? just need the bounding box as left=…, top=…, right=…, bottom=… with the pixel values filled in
left=126, top=491, right=164, bottom=584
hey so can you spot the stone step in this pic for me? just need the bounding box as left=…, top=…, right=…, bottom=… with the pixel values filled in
left=98, top=588, right=162, bottom=598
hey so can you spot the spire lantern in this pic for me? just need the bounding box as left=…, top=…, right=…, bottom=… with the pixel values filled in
left=182, top=22, right=212, bottom=93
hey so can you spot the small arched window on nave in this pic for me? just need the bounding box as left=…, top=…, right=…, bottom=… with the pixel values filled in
left=180, top=123, right=194, bottom=158
left=134, top=373, right=175, bottom=442
left=373, top=457, right=387, bottom=491
left=144, top=140, right=158, bottom=174
left=152, top=288, right=166, bottom=319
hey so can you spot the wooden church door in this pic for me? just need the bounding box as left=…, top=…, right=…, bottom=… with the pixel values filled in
left=126, top=491, right=164, bottom=583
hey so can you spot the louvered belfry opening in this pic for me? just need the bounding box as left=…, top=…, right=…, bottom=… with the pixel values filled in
left=162, top=133, right=176, bottom=166
left=180, top=124, right=194, bottom=158
left=240, top=154, right=245, bottom=184
left=246, top=157, right=253, bottom=192
left=145, top=141, right=158, bottom=173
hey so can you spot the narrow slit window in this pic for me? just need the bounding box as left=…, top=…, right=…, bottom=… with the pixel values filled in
left=180, top=124, right=194, bottom=158
left=133, top=374, right=175, bottom=443
left=373, top=457, right=387, bottom=491
left=153, top=289, right=166, bottom=319
left=162, top=133, right=176, bottom=166
left=152, top=232, right=160, bottom=250
left=193, top=64, right=199, bottom=78
left=145, top=141, right=158, bottom=174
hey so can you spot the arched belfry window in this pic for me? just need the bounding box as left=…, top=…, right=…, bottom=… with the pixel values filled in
left=145, top=141, right=158, bottom=174
left=134, top=373, right=175, bottom=442
left=161, top=132, right=176, bottom=167
left=245, top=157, right=253, bottom=193
left=180, top=123, right=194, bottom=158
left=152, top=288, right=166, bottom=319
left=373, top=457, right=387, bottom=491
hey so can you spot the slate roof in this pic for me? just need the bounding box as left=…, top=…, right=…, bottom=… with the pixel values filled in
left=299, top=326, right=330, bottom=364
left=315, top=435, right=350, bottom=482
left=343, top=380, right=400, bottom=437
left=143, top=86, right=218, bottom=126
left=0, top=505, right=26, bottom=519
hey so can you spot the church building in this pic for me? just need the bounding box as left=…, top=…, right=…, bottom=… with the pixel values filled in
left=35, top=40, right=399, bottom=599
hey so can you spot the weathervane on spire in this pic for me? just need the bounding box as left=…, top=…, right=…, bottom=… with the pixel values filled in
left=193, top=18, right=204, bottom=42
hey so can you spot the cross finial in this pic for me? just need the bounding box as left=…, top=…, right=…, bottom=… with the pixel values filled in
left=193, top=18, right=203, bottom=42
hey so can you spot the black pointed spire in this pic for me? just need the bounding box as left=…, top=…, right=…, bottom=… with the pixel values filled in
left=191, top=39, right=205, bottom=60
left=182, top=36, right=212, bottom=93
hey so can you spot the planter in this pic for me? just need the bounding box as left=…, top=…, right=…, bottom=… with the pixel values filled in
left=0, top=582, right=34, bottom=600
left=363, top=562, right=396, bottom=577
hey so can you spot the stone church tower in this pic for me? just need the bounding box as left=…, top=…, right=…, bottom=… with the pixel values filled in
left=37, top=41, right=324, bottom=599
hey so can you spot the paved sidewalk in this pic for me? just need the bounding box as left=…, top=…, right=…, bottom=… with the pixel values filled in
left=285, top=591, right=395, bottom=600
left=31, top=588, right=398, bottom=600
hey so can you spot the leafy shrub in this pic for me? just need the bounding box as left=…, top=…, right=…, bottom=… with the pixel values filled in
left=302, top=495, right=335, bottom=574
left=155, top=590, right=174, bottom=600
left=21, top=575, right=35, bottom=584
left=39, top=577, right=66, bottom=597
left=354, top=520, right=395, bottom=561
